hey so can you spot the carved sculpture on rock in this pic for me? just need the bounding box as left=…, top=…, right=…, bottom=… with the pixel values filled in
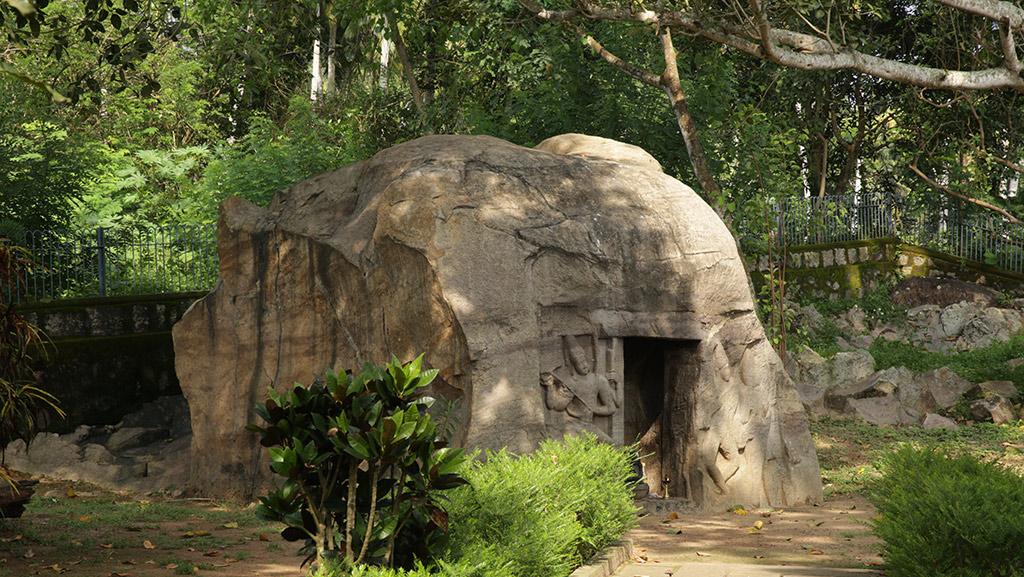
left=172, top=133, right=823, bottom=510
left=541, top=335, right=620, bottom=443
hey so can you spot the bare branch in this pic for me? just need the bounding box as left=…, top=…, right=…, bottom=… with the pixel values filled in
left=999, top=22, right=1023, bottom=72
left=936, top=0, right=1024, bottom=30
left=576, top=25, right=662, bottom=88
left=521, top=0, right=1024, bottom=92
left=909, top=163, right=1022, bottom=223
left=990, top=154, right=1024, bottom=174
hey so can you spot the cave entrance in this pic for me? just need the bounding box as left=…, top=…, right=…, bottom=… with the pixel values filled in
left=623, top=338, right=700, bottom=502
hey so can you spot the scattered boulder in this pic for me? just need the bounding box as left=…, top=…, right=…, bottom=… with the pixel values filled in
left=906, top=301, right=1023, bottom=352
left=918, top=367, right=975, bottom=409
left=892, top=277, right=1002, bottom=308
left=972, top=381, right=1020, bottom=402
left=1007, top=358, right=1024, bottom=369
left=969, top=396, right=1018, bottom=424
left=831, top=350, right=876, bottom=386
left=922, top=413, right=958, bottom=430
left=845, top=395, right=908, bottom=427
left=4, top=395, right=192, bottom=493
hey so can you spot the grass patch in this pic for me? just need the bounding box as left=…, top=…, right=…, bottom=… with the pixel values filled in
left=812, top=417, right=1024, bottom=496
left=869, top=334, right=1024, bottom=390
left=870, top=446, right=1024, bottom=576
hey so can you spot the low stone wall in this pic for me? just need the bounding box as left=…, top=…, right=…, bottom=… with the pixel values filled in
left=19, top=293, right=202, bottom=433
left=753, top=238, right=1024, bottom=299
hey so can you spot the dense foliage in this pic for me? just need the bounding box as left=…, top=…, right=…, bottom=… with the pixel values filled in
left=313, top=433, right=638, bottom=577
left=4, top=0, right=1022, bottom=240
left=870, top=446, right=1024, bottom=577
left=0, top=238, right=64, bottom=484
left=251, top=356, right=468, bottom=569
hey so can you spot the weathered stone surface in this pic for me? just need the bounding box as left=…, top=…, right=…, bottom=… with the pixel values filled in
left=1007, top=358, right=1024, bottom=369
left=845, top=395, right=907, bottom=427
left=786, top=346, right=829, bottom=415
left=892, top=277, right=1002, bottom=308
left=922, top=413, right=958, bottom=429
left=970, top=396, right=1018, bottom=424
left=973, top=381, right=1020, bottom=401
left=172, top=134, right=822, bottom=509
left=906, top=301, right=1023, bottom=352
left=917, top=368, right=974, bottom=409
left=106, top=427, right=169, bottom=454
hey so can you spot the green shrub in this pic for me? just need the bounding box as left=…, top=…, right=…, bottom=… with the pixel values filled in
left=444, top=434, right=638, bottom=577
left=870, top=446, right=1024, bottom=576
left=311, top=434, right=638, bottom=577
left=251, top=355, right=469, bottom=570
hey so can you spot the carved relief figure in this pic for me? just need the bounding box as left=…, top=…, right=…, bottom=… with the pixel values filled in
left=540, top=335, right=620, bottom=442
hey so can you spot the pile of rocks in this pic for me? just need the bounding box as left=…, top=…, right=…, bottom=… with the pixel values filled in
left=4, top=395, right=191, bottom=494
left=787, top=346, right=1022, bottom=428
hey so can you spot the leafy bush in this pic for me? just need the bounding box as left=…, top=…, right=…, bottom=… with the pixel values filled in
left=308, top=434, right=638, bottom=577
left=442, top=434, right=638, bottom=577
left=870, top=446, right=1024, bottom=577
left=250, top=356, right=468, bottom=570
left=870, top=335, right=1024, bottom=393
left=0, top=239, right=64, bottom=484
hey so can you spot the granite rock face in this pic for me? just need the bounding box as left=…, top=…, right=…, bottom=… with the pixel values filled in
left=173, top=134, right=822, bottom=509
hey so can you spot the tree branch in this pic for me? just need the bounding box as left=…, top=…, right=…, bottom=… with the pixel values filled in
left=936, top=0, right=1024, bottom=30
left=521, top=0, right=1024, bottom=92
left=990, top=154, right=1024, bottom=174
left=909, top=163, right=1021, bottom=223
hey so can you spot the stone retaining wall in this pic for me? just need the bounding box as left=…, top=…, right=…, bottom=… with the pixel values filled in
left=19, top=293, right=202, bottom=432
left=754, top=238, right=1024, bottom=299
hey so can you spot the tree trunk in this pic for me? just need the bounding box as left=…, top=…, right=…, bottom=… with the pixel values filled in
left=390, top=18, right=426, bottom=119
left=324, top=0, right=337, bottom=97
left=658, top=28, right=723, bottom=214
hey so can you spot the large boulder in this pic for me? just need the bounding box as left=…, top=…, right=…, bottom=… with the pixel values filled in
left=172, top=134, right=822, bottom=509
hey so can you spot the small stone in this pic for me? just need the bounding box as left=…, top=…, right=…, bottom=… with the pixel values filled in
left=922, top=413, right=958, bottom=430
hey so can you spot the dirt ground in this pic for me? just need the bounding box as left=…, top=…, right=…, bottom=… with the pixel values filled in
left=627, top=494, right=882, bottom=570
left=1, top=483, right=882, bottom=577
left=0, top=481, right=305, bottom=577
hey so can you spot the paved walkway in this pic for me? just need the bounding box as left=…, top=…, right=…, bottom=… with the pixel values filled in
left=613, top=495, right=883, bottom=577
left=613, top=561, right=881, bottom=576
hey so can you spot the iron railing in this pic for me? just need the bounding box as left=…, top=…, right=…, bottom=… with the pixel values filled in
left=6, top=225, right=218, bottom=303
left=776, top=192, right=1024, bottom=274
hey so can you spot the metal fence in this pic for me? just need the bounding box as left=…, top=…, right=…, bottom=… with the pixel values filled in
left=7, top=225, right=218, bottom=303
left=776, top=192, right=1024, bottom=274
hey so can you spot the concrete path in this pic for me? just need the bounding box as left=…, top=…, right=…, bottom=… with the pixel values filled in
left=613, top=561, right=882, bottom=576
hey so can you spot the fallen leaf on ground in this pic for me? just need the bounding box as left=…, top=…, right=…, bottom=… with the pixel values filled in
left=165, top=563, right=178, bottom=569
left=222, top=522, right=239, bottom=529
left=99, top=543, right=113, bottom=549
left=23, top=548, right=34, bottom=558
left=203, top=550, right=221, bottom=557
left=258, top=533, right=270, bottom=542
left=183, top=530, right=211, bottom=538
left=753, top=520, right=764, bottom=530
left=142, top=540, right=156, bottom=550
left=695, top=551, right=711, bottom=557
left=809, top=549, right=824, bottom=555
left=65, top=487, right=77, bottom=498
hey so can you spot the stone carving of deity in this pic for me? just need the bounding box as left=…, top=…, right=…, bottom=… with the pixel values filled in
left=540, top=335, right=620, bottom=442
